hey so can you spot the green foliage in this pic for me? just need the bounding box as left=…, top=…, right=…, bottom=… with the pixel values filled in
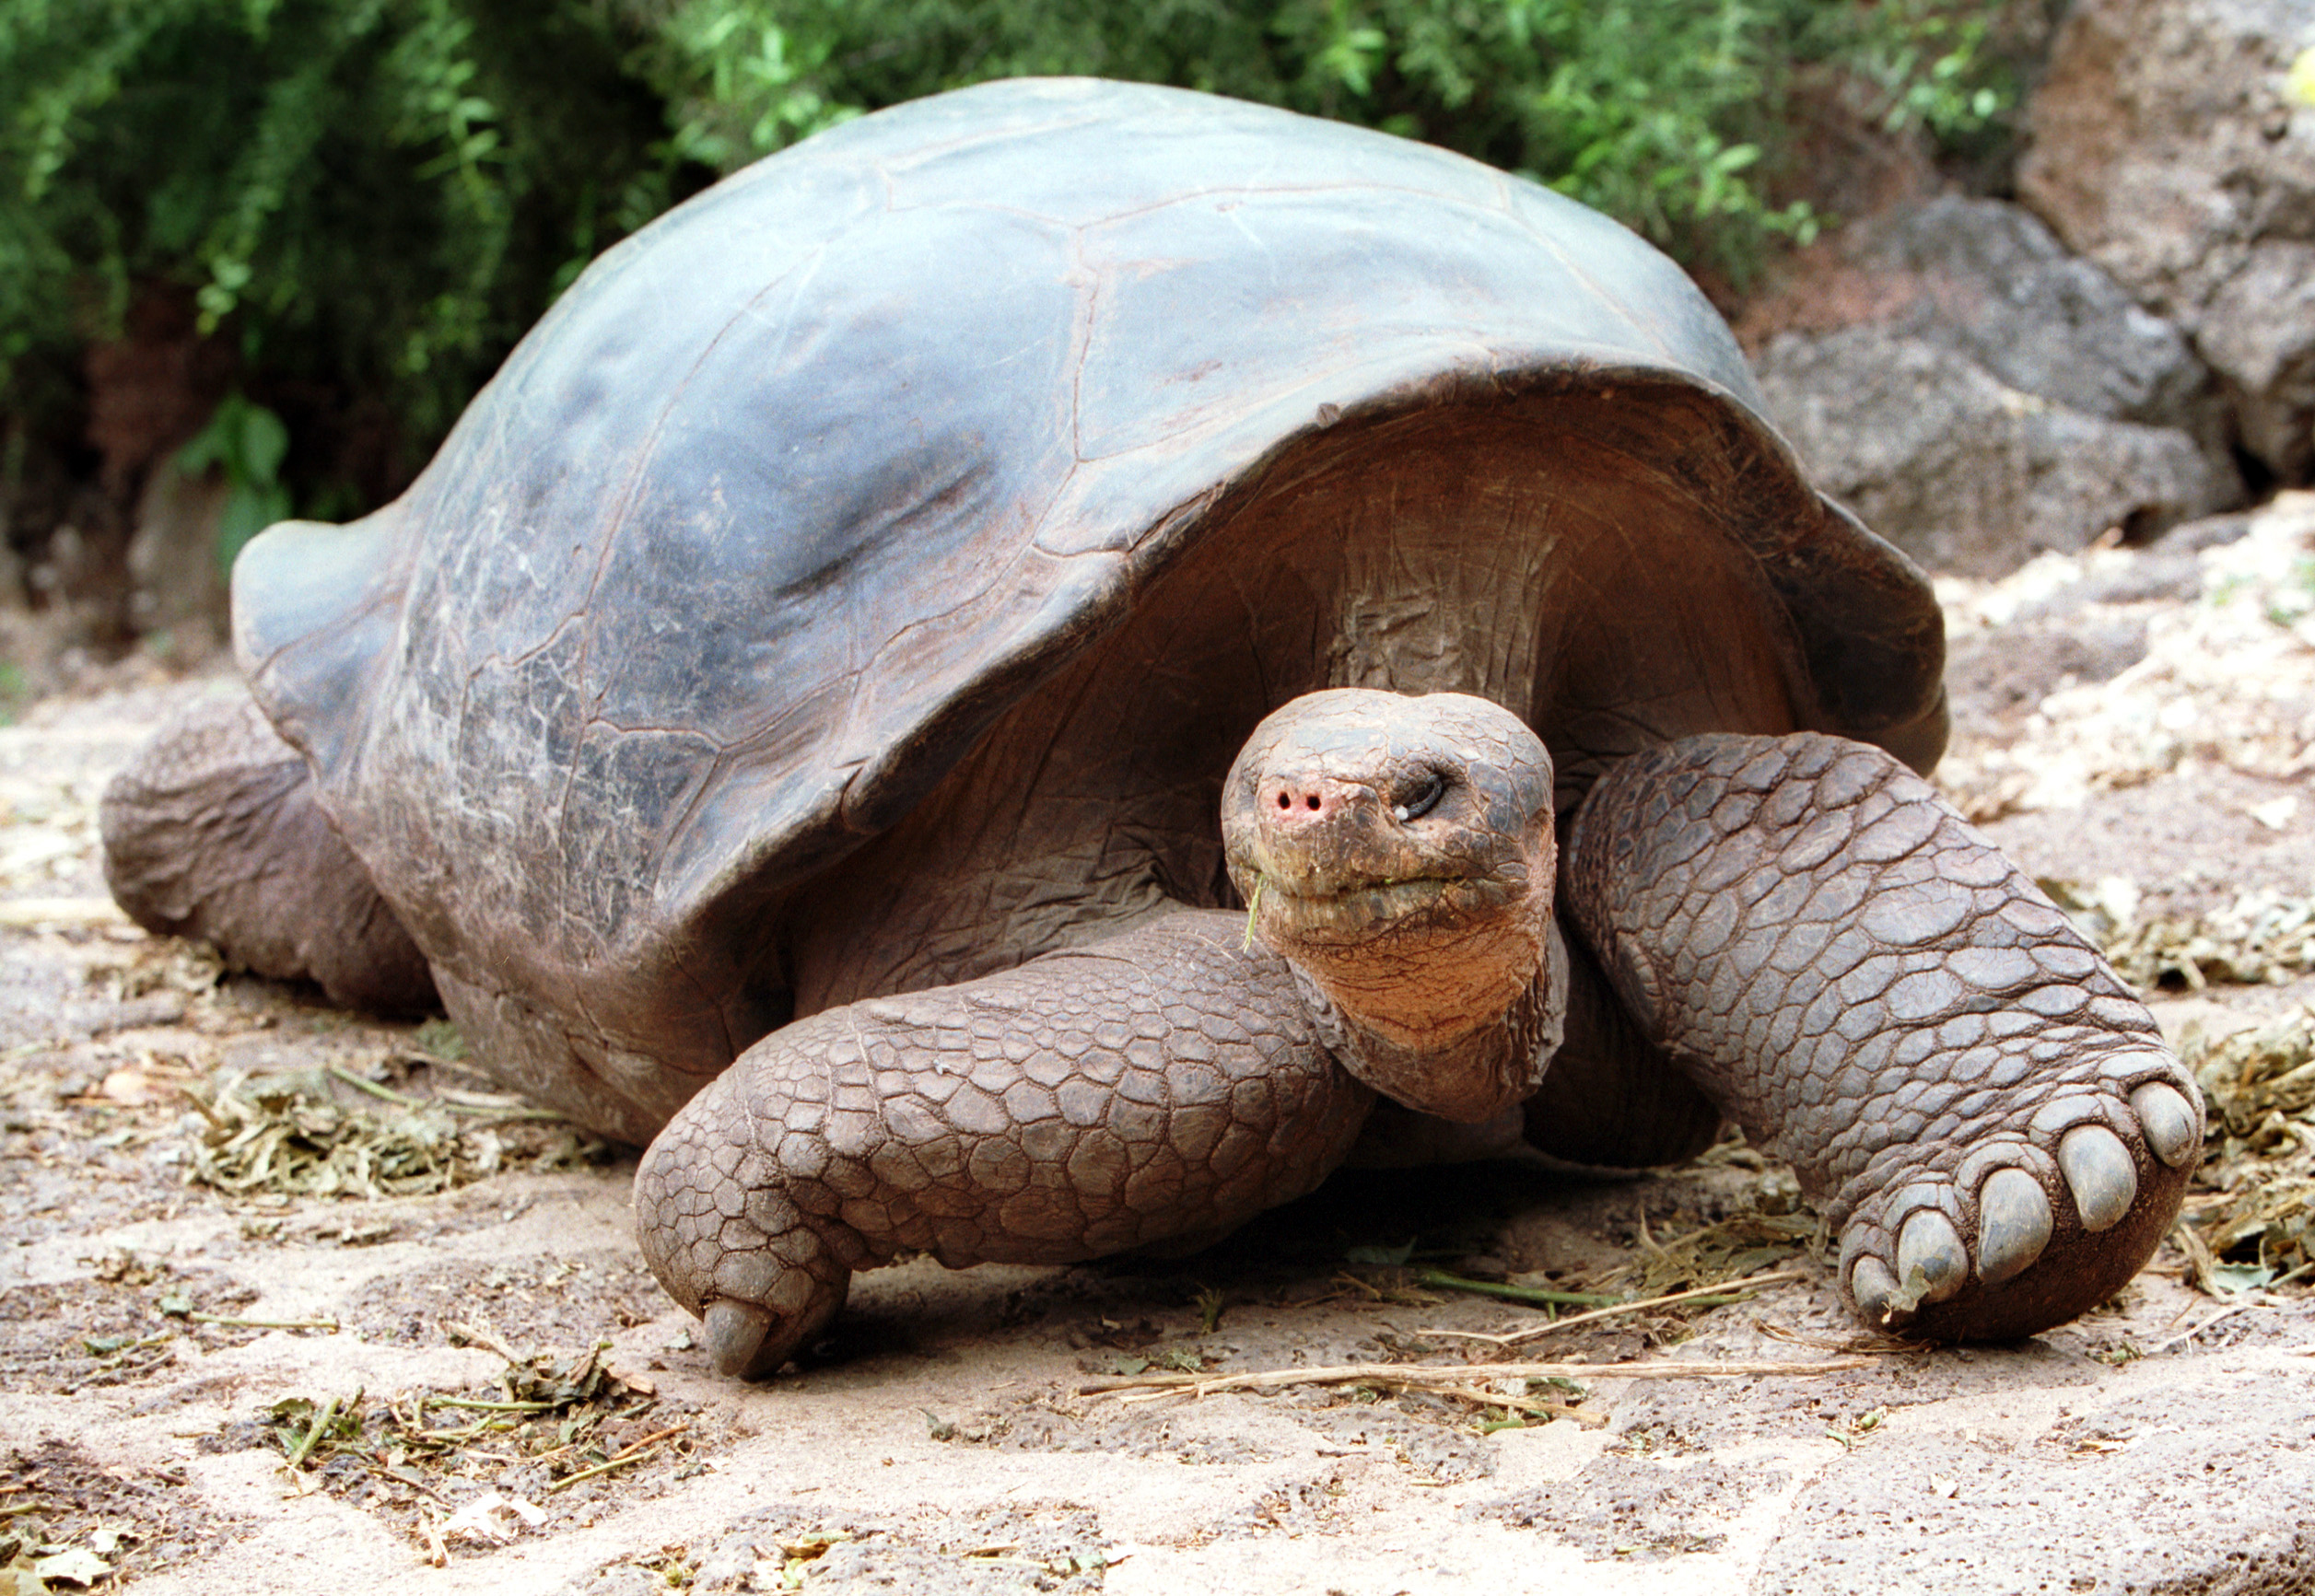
left=3, top=0, right=2009, bottom=527
left=174, top=393, right=291, bottom=571
left=627, top=0, right=2010, bottom=276
left=1, top=0, right=686, bottom=457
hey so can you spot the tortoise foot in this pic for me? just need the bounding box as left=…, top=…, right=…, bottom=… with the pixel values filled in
left=1561, top=732, right=2203, bottom=1344
left=1836, top=1048, right=2201, bottom=1341
left=100, top=693, right=436, bottom=1012
left=634, top=1108, right=853, bottom=1378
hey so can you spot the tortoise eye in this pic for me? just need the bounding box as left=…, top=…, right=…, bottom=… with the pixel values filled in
left=1394, top=771, right=1447, bottom=823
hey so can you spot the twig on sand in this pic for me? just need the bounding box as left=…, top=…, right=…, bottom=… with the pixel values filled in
left=1424, top=1381, right=1608, bottom=1429
left=1420, top=1266, right=1809, bottom=1348
left=1412, top=1269, right=1621, bottom=1309
left=282, top=1395, right=343, bottom=1470
left=2148, top=1302, right=2257, bottom=1355
left=444, top=1319, right=526, bottom=1365
left=325, top=1065, right=563, bottom=1120
left=1079, top=1353, right=1869, bottom=1408
left=543, top=1423, right=692, bottom=1494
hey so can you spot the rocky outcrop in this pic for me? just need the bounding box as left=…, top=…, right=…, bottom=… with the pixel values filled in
left=1860, top=196, right=2231, bottom=448
left=1760, top=329, right=2236, bottom=575
left=2019, top=0, right=2315, bottom=482
left=1750, top=196, right=2243, bottom=575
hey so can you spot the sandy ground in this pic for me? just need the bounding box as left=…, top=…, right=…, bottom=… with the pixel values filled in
left=4, top=497, right=2314, bottom=1596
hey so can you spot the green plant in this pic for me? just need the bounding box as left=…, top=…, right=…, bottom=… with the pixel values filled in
left=1847, top=0, right=2012, bottom=145
left=628, top=0, right=2009, bottom=280
left=173, top=392, right=290, bottom=572
left=2, top=0, right=691, bottom=475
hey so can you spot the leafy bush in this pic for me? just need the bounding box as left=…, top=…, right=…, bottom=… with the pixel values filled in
left=1, top=0, right=687, bottom=482
left=2, top=0, right=2008, bottom=530
left=632, top=0, right=2011, bottom=275
left=173, top=392, right=290, bottom=573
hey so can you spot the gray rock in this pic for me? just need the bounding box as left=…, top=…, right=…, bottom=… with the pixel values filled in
left=2020, top=0, right=2315, bottom=479
left=1865, top=195, right=2227, bottom=445
left=1757, top=327, right=2240, bottom=575
left=2196, top=239, right=2315, bottom=473
left=2163, top=507, right=2258, bottom=553
left=1752, top=1367, right=2315, bottom=1595
left=1742, top=192, right=2246, bottom=573
left=125, top=461, right=228, bottom=645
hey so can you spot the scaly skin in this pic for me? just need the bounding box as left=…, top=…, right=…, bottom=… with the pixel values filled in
left=634, top=912, right=1374, bottom=1375
left=1561, top=733, right=2201, bottom=1339
left=108, top=685, right=2197, bottom=1359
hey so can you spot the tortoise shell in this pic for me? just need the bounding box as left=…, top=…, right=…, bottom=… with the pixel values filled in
left=231, top=77, right=1945, bottom=1140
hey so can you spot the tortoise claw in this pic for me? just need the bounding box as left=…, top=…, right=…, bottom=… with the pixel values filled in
left=1895, top=1209, right=1968, bottom=1305
left=704, top=1299, right=774, bottom=1379
left=2057, top=1124, right=2138, bottom=1232
left=1849, top=1255, right=1911, bottom=1328
left=2130, top=1082, right=2199, bottom=1168
left=1974, top=1167, right=2054, bottom=1285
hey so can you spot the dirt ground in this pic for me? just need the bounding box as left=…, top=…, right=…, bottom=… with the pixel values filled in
left=4, top=497, right=2314, bottom=1596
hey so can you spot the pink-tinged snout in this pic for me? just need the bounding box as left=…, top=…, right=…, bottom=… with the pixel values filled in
left=1257, top=770, right=1362, bottom=830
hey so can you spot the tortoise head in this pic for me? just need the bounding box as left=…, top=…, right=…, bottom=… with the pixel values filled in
left=1222, top=689, right=1561, bottom=1121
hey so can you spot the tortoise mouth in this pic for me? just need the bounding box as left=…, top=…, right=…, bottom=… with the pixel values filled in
left=1249, top=869, right=1521, bottom=948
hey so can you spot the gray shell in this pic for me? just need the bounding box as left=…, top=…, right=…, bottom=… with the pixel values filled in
left=232, top=77, right=1946, bottom=1138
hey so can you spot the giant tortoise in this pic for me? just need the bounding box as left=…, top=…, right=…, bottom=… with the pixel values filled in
left=103, top=77, right=2201, bottom=1378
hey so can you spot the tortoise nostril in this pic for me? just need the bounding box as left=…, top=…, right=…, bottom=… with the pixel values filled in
left=1263, top=780, right=1331, bottom=818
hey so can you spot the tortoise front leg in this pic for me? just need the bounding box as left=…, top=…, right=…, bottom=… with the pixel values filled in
left=1561, top=733, right=2201, bottom=1340
left=634, top=911, right=1374, bottom=1377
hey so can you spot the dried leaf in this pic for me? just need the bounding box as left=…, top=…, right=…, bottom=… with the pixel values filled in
left=438, top=1491, right=543, bottom=1546
left=181, top=1069, right=604, bottom=1200
left=29, top=1548, right=110, bottom=1588
left=2181, top=1010, right=2315, bottom=1283
left=1606, top=1208, right=1817, bottom=1299
left=2122, top=899, right=2315, bottom=990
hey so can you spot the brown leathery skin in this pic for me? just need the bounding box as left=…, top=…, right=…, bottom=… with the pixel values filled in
left=99, top=694, right=438, bottom=1013
left=1222, top=691, right=1562, bottom=1123
left=1520, top=927, right=1725, bottom=1171
left=634, top=911, right=1374, bottom=1376
left=1562, top=731, right=2200, bottom=1340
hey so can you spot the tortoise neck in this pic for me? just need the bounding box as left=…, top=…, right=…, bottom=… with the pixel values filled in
left=1289, top=918, right=1567, bottom=1125
left=1320, top=516, right=1554, bottom=716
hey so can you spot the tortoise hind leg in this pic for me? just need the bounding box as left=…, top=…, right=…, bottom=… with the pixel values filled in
left=634, top=911, right=1374, bottom=1378
left=100, top=693, right=437, bottom=1012
left=1561, top=732, right=2199, bottom=1341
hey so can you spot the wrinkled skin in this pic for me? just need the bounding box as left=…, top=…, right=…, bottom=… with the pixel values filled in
left=633, top=692, right=2197, bottom=1376
left=100, top=696, right=436, bottom=1014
